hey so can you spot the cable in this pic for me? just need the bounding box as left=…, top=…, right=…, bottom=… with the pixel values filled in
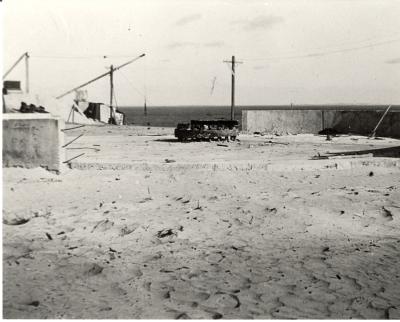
left=309, top=33, right=400, bottom=52
left=119, top=69, right=146, bottom=99
left=118, top=69, right=153, bottom=106
left=31, top=54, right=138, bottom=60
left=244, top=37, right=400, bottom=62
left=256, top=32, right=400, bottom=59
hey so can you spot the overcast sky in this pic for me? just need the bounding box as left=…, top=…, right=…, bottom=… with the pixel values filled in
left=3, top=0, right=400, bottom=106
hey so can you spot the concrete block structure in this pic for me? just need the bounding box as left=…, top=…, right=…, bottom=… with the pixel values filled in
left=323, top=110, right=400, bottom=138
left=3, top=114, right=65, bottom=172
left=242, top=109, right=400, bottom=138
left=242, top=110, right=323, bottom=135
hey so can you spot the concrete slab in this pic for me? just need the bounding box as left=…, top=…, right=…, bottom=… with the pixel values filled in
left=65, top=129, right=400, bottom=172
left=69, top=157, right=400, bottom=173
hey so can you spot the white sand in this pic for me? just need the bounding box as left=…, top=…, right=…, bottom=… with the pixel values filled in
left=3, top=127, right=400, bottom=319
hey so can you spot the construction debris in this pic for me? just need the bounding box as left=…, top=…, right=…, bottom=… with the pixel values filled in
left=311, top=153, right=373, bottom=160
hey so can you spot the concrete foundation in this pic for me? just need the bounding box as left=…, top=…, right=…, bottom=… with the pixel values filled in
left=242, top=109, right=400, bottom=138
left=3, top=114, right=65, bottom=172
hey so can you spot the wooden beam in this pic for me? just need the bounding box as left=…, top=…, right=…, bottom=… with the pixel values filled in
left=56, top=53, right=145, bottom=100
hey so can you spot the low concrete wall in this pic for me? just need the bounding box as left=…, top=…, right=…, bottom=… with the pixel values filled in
left=324, top=110, right=400, bottom=138
left=3, top=114, right=65, bottom=172
left=242, top=109, right=400, bottom=138
left=242, top=110, right=323, bottom=135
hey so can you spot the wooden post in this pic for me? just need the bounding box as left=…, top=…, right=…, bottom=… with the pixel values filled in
left=2, top=93, right=6, bottom=113
left=25, top=52, right=29, bottom=93
left=231, top=56, right=235, bottom=120
left=109, top=65, right=114, bottom=121
left=369, top=105, right=392, bottom=138
left=3, top=52, right=27, bottom=80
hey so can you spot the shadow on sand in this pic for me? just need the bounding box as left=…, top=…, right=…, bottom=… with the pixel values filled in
left=154, top=138, right=184, bottom=143
left=327, top=146, right=400, bottom=158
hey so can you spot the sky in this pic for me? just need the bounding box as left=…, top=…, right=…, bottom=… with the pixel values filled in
left=2, top=0, right=400, bottom=106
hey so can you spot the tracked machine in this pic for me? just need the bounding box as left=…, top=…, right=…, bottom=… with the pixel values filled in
left=174, top=120, right=239, bottom=142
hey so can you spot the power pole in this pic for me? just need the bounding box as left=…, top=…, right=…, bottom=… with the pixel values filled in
left=144, top=97, right=147, bottom=116
left=56, top=53, right=145, bottom=99
left=223, top=55, right=243, bottom=120
left=109, top=65, right=114, bottom=122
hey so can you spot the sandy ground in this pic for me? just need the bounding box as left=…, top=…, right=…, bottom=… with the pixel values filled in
left=3, top=126, right=400, bottom=319
left=64, top=125, right=400, bottom=167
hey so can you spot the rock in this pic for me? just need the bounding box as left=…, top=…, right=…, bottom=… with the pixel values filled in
left=27, top=301, right=40, bottom=307
left=3, top=217, right=30, bottom=226
left=212, top=312, right=223, bottom=319
left=100, top=306, right=112, bottom=311
left=176, top=312, right=189, bottom=319
left=156, top=228, right=176, bottom=238
left=165, top=159, right=176, bottom=163
left=139, top=197, right=153, bottom=203
left=266, top=207, right=277, bottom=215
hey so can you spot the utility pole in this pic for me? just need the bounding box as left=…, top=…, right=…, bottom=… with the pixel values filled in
left=144, top=97, right=147, bottom=116
left=25, top=52, right=30, bottom=93
left=109, top=64, right=114, bottom=122
left=223, top=55, right=243, bottom=120
left=56, top=53, right=145, bottom=99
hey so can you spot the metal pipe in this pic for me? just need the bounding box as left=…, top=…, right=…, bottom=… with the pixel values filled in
left=63, top=153, right=85, bottom=164
left=61, top=124, right=86, bottom=131
left=62, top=133, right=84, bottom=148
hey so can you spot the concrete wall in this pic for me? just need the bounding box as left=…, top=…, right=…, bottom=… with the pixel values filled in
left=324, top=110, right=400, bottom=137
left=242, top=110, right=323, bottom=135
left=3, top=114, right=65, bottom=172
left=242, top=109, right=400, bottom=138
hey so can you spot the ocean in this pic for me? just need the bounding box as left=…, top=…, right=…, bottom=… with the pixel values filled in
left=118, top=105, right=399, bottom=128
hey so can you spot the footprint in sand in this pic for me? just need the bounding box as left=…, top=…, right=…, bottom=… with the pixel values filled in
left=380, top=207, right=393, bottom=221
left=85, top=263, right=104, bottom=276
left=91, top=219, right=114, bottom=233
left=203, top=292, right=241, bottom=310
left=206, top=252, right=225, bottom=264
